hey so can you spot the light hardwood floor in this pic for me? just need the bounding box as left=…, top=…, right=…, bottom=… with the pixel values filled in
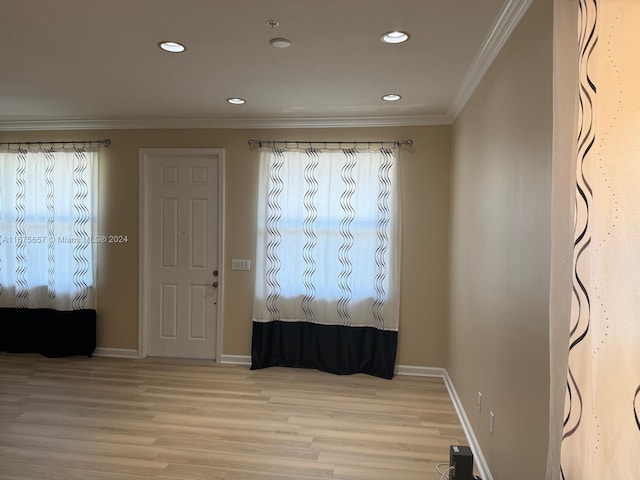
left=0, top=353, right=467, bottom=480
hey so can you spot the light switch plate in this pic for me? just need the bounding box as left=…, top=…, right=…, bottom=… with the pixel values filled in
left=231, top=259, right=251, bottom=271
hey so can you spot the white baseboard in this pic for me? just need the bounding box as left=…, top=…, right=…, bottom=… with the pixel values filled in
left=395, top=364, right=447, bottom=377
left=443, top=370, right=493, bottom=480
left=92, top=347, right=140, bottom=359
left=220, top=354, right=251, bottom=365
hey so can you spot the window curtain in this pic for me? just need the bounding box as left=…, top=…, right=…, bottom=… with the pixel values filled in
left=0, top=146, right=98, bottom=310
left=251, top=146, right=401, bottom=379
left=549, top=0, right=640, bottom=478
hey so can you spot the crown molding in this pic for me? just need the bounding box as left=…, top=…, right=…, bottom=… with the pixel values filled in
left=447, top=0, right=533, bottom=122
left=0, top=114, right=450, bottom=132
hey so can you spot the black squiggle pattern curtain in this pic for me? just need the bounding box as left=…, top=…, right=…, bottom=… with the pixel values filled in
left=560, top=0, right=640, bottom=477
left=251, top=147, right=401, bottom=379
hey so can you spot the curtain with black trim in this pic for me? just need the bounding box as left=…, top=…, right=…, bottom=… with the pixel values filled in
left=251, top=146, right=401, bottom=379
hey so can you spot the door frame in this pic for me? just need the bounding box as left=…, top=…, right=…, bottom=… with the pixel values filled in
left=138, top=148, right=225, bottom=361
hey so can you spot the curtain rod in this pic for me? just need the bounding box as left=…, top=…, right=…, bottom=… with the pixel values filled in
left=0, top=139, right=111, bottom=148
left=248, top=139, right=413, bottom=148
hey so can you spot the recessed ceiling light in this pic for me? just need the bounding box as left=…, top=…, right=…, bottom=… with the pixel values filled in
left=158, top=41, right=186, bottom=53
left=382, top=94, right=402, bottom=102
left=381, top=31, right=410, bottom=44
left=227, top=98, right=246, bottom=105
left=269, top=37, right=292, bottom=48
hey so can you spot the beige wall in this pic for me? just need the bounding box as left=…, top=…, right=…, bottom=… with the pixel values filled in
left=448, top=1, right=553, bottom=479
left=0, top=125, right=451, bottom=367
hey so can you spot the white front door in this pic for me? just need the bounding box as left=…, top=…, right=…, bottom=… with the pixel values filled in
left=139, top=148, right=223, bottom=359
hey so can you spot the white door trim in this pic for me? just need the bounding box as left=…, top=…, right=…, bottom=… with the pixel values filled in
left=138, top=148, right=225, bottom=362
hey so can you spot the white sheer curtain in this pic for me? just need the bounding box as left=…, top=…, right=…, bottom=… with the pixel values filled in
left=0, top=146, right=98, bottom=310
left=253, top=147, right=401, bottom=329
left=550, top=0, right=640, bottom=478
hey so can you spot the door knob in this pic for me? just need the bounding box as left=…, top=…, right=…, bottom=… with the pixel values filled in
left=211, top=281, right=219, bottom=288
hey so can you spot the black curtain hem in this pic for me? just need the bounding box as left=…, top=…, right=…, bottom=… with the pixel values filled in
left=250, top=320, right=397, bottom=379
left=0, top=308, right=96, bottom=357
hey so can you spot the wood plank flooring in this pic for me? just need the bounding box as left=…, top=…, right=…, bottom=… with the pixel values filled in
left=0, top=353, right=467, bottom=479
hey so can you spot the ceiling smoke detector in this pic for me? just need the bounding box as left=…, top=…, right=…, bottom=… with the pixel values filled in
left=269, top=37, right=292, bottom=48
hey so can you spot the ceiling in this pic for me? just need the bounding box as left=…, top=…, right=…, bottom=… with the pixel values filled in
left=0, top=0, right=530, bottom=130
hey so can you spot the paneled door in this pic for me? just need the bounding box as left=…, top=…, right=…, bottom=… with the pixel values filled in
left=139, top=149, right=223, bottom=359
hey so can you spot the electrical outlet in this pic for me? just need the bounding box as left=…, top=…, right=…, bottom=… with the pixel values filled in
left=477, top=392, right=482, bottom=412
left=489, top=411, right=495, bottom=434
